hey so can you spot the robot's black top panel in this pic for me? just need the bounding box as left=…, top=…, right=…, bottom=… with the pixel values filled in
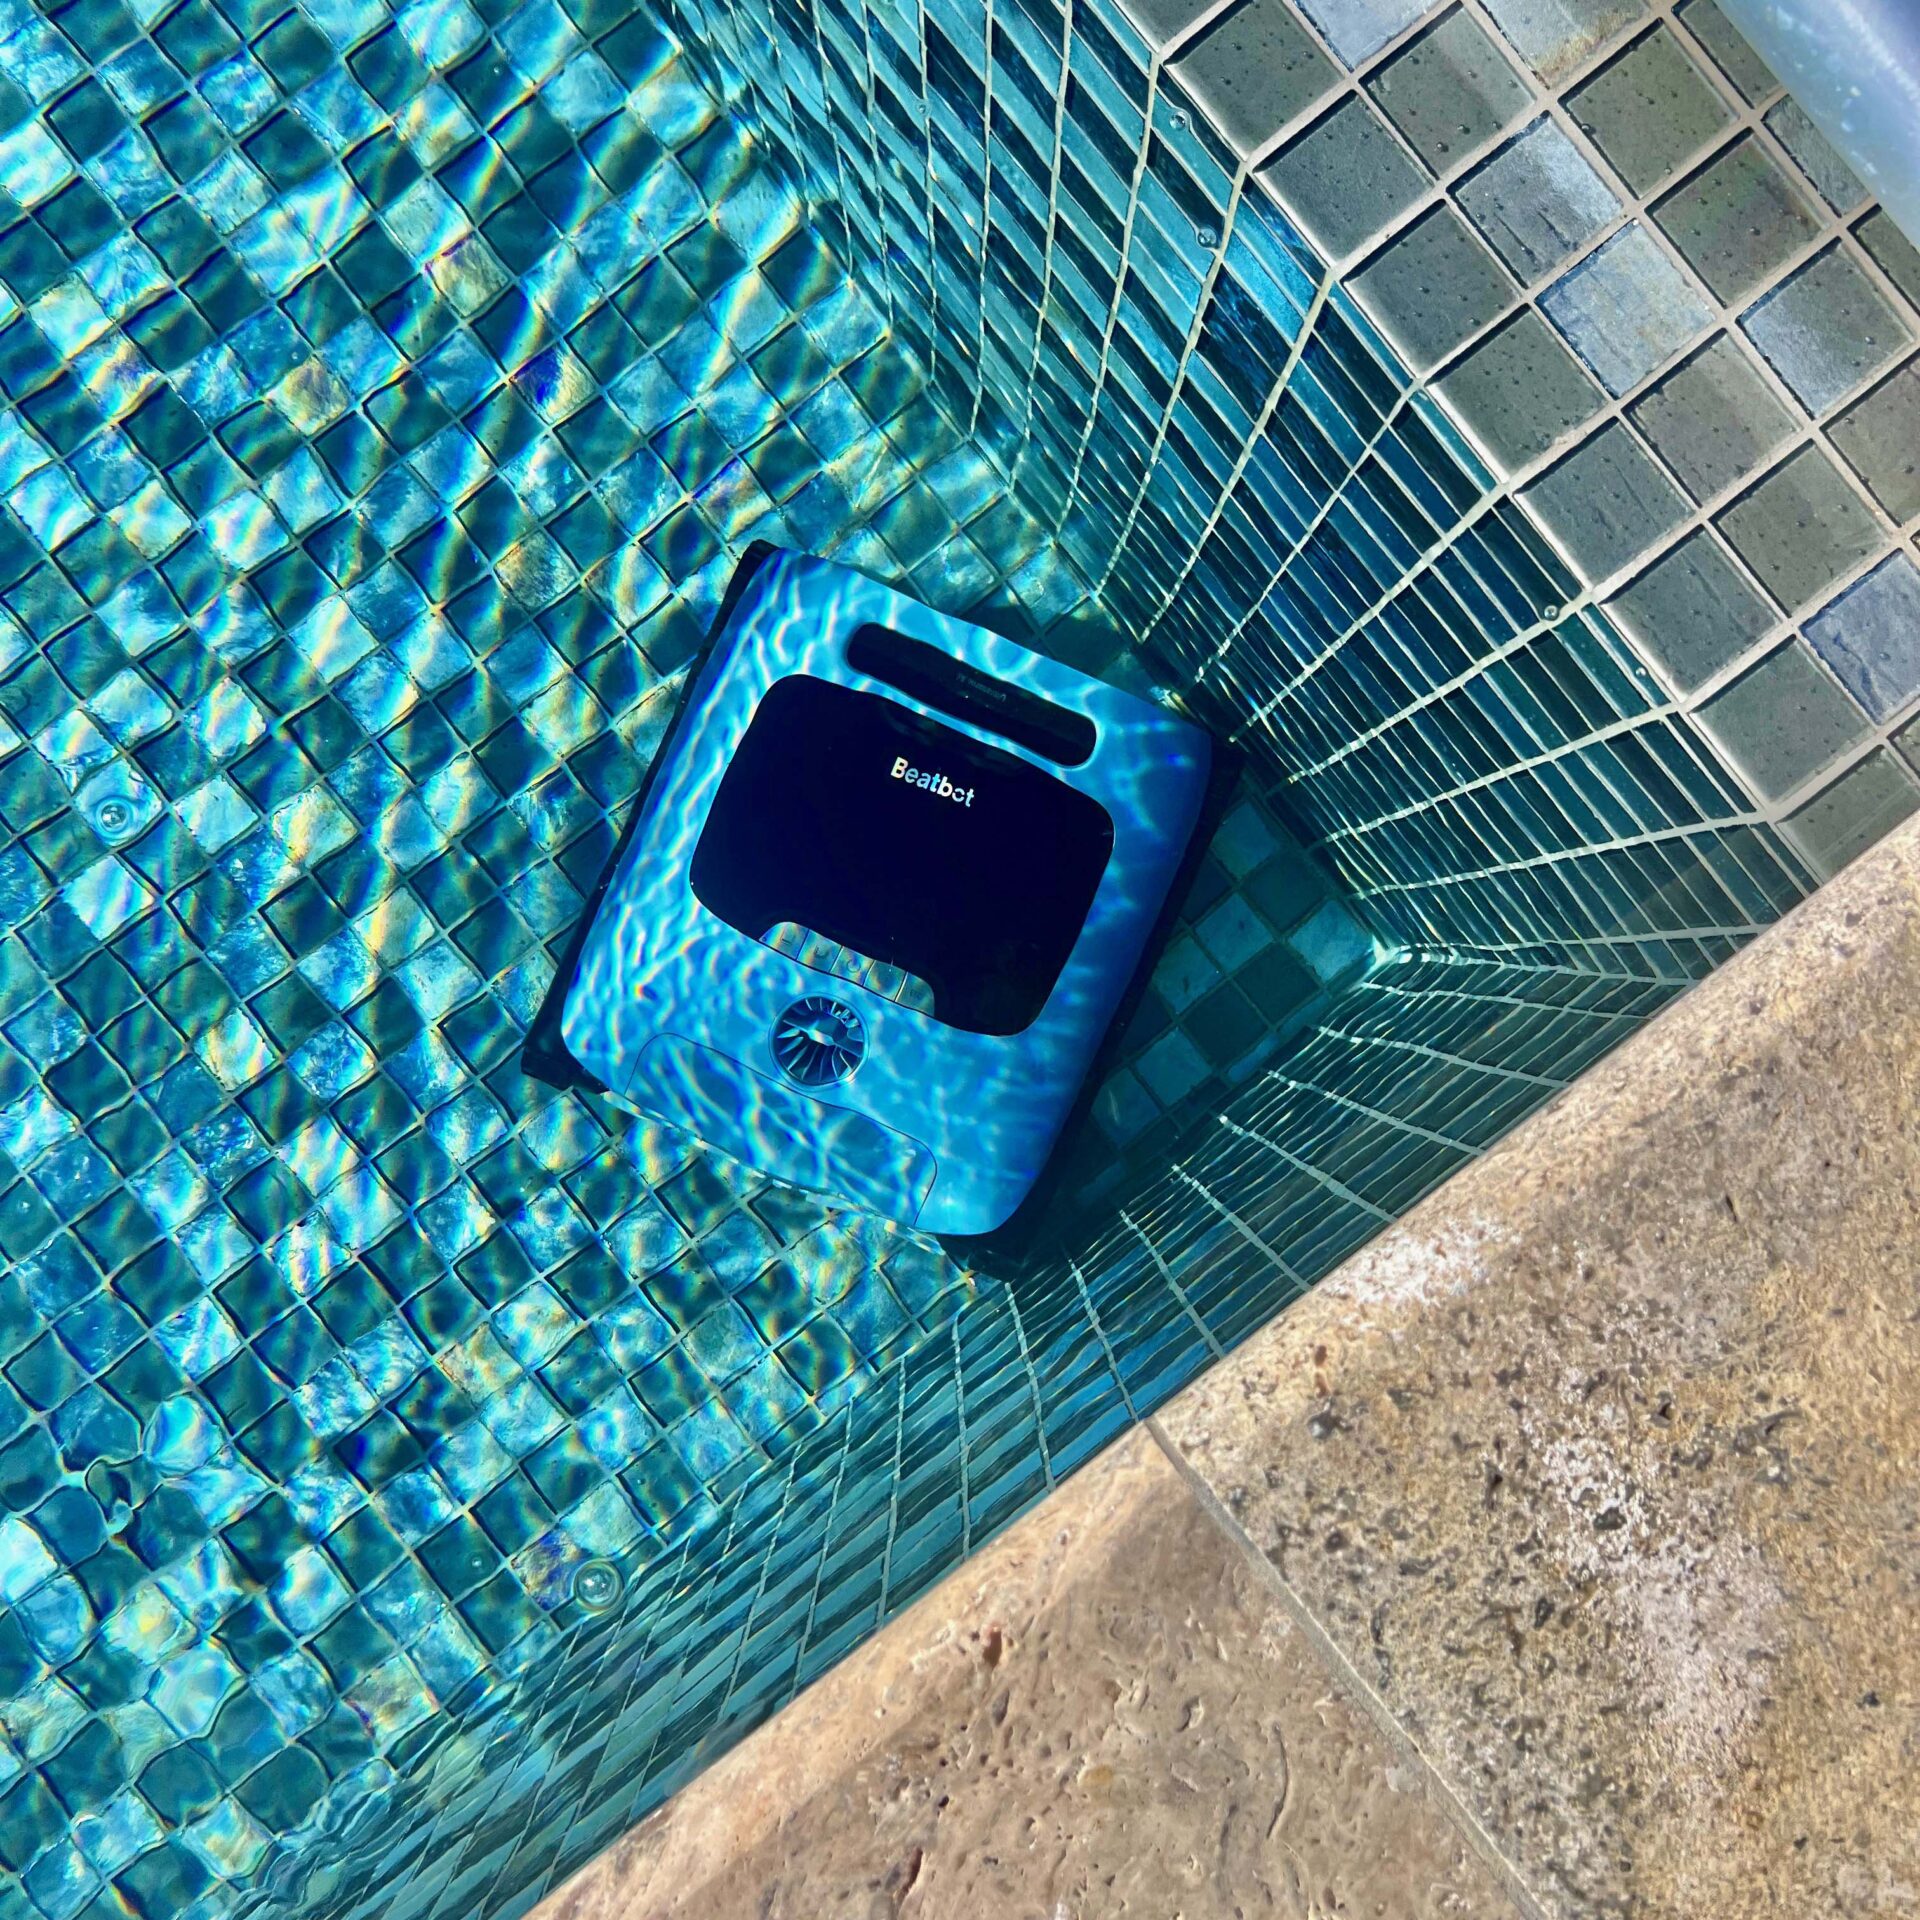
left=690, top=674, right=1115, bottom=1036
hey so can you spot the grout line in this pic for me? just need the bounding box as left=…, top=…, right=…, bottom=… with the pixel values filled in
left=873, top=1365, right=908, bottom=1620
left=789, top=1403, right=856, bottom=1690
left=1059, top=36, right=1169, bottom=513
left=1091, top=142, right=1258, bottom=596
left=905, top=0, right=953, bottom=401
left=951, top=1312, right=973, bottom=1554
left=1135, top=274, right=1334, bottom=627
left=1011, top=0, right=1081, bottom=460
left=1218, top=1112, right=1396, bottom=1219
left=1003, top=1282, right=1057, bottom=1484
left=1122, top=1204, right=1230, bottom=1358
left=1171, top=1161, right=1311, bottom=1283
left=1143, top=1412, right=1557, bottom=1920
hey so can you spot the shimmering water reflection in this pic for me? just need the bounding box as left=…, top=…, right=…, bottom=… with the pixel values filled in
left=0, top=16, right=1113, bottom=1917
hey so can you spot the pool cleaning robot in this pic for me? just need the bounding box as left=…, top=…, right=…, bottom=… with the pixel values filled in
left=526, top=546, right=1215, bottom=1238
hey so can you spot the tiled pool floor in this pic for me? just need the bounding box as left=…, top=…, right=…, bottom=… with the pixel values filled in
left=0, top=15, right=1196, bottom=1911
left=0, top=0, right=1428, bottom=1903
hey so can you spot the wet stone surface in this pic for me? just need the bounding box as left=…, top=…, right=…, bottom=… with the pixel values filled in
left=536, top=1427, right=1526, bottom=1920
left=1159, top=815, right=1920, bottom=1920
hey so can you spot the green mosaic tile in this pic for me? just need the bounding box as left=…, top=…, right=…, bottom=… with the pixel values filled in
left=1628, top=334, right=1800, bottom=504
left=1170, top=0, right=1342, bottom=158
left=1126, top=0, right=1222, bottom=46
left=1716, top=446, right=1887, bottom=612
left=1366, top=8, right=1533, bottom=176
left=1653, top=136, right=1822, bottom=304
left=1784, top=748, right=1920, bottom=879
left=1523, top=420, right=1689, bottom=582
left=1674, top=0, right=1776, bottom=105
left=1855, top=210, right=1920, bottom=311
left=1569, top=24, right=1735, bottom=196
left=1455, top=116, right=1623, bottom=285
left=1804, top=552, right=1920, bottom=722
left=1478, top=0, right=1647, bottom=84
left=1541, top=221, right=1715, bottom=396
left=1263, top=97, right=1427, bottom=262
left=1698, top=639, right=1870, bottom=800
left=1741, top=245, right=1916, bottom=418
left=1828, top=361, right=1920, bottom=524
left=1608, top=528, right=1777, bottom=692
left=1764, top=97, right=1865, bottom=215
left=1435, top=307, right=1607, bottom=472
left=1295, top=0, right=1431, bottom=67
left=1350, top=203, right=1517, bottom=373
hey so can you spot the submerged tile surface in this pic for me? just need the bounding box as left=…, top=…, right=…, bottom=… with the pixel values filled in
left=1568, top=22, right=1732, bottom=195
left=1697, top=637, right=1868, bottom=800
left=1803, top=552, right=1920, bottom=722
left=1296, top=0, right=1429, bottom=65
left=1455, top=116, right=1621, bottom=285
left=1366, top=9, right=1532, bottom=176
left=1170, top=0, right=1341, bottom=157
left=1607, top=527, right=1775, bottom=692
left=1784, top=749, right=1920, bottom=876
left=1263, top=97, right=1426, bottom=262
left=1523, top=417, right=1687, bottom=581
left=1627, top=333, right=1798, bottom=501
left=1653, top=135, right=1822, bottom=303
left=1674, top=0, right=1772, bottom=102
left=1716, top=446, right=1884, bottom=613
left=1540, top=221, right=1714, bottom=396
left=1479, top=0, right=1647, bottom=84
left=0, top=12, right=1101, bottom=1911
left=1856, top=209, right=1920, bottom=310
left=1829, top=361, right=1920, bottom=521
left=3, top=0, right=1920, bottom=1910
left=1741, top=245, right=1915, bottom=416
left=1436, top=308, right=1605, bottom=471
left=1764, top=96, right=1864, bottom=215
left=1351, top=204, right=1515, bottom=371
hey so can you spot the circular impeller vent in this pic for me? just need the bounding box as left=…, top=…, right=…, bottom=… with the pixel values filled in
left=771, top=996, right=865, bottom=1086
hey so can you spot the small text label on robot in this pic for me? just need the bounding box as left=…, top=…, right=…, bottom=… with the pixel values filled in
left=890, top=757, right=975, bottom=806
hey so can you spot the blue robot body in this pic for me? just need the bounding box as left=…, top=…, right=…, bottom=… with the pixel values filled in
left=549, top=550, right=1212, bottom=1236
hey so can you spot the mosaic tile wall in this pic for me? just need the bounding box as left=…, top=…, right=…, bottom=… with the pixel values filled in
left=1156, top=0, right=1920, bottom=943
left=3, top=0, right=1919, bottom=1913
left=691, top=0, right=1920, bottom=977
left=1057, top=787, right=1379, bottom=1218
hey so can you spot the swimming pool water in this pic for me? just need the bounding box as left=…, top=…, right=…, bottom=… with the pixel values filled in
left=1, top=0, right=1918, bottom=1915
left=0, top=23, right=1092, bottom=1915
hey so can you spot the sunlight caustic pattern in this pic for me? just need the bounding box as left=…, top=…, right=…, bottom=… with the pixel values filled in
left=1, top=0, right=1918, bottom=1916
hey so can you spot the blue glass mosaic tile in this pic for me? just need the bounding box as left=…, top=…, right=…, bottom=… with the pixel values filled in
left=0, top=0, right=1917, bottom=1914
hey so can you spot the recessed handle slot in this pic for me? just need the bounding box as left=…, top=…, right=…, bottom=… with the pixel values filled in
left=847, top=624, right=1097, bottom=766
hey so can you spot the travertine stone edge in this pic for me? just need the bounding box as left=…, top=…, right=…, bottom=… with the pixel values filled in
left=533, top=1424, right=1528, bottom=1919
left=1145, top=1411, right=1550, bottom=1920
left=1155, top=810, right=1920, bottom=1919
